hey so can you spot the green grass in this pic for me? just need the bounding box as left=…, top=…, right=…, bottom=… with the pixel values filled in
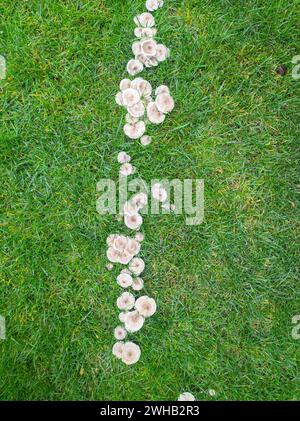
left=0, top=0, right=299, bottom=401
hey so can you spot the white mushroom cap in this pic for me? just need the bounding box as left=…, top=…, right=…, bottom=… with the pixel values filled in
left=106, top=234, right=117, bottom=247
left=152, top=182, right=168, bottom=202
left=148, top=56, right=158, bottom=67
left=129, top=257, right=145, bottom=275
left=117, top=151, right=131, bottom=164
left=127, top=59, right=143, bottom=76
left=118, top=251, right=133, bottom=265
left=106, top=263, right=113, bottom=271
left=114, top=326, right=127, bottom=340
left=123, top=201, right=139, bottom=217
left=125, top=113, right=139, bottom=125
left=121, top=268, right=132, bottom=275
left=127, top=101, right=145, bottom=118
left=136, top=54, right=148, bottom=65
left=139, top=80, right=152, bottom=97
left=131, top=192, right=148, bottom=209
left=117, top=292, right=135, bottom=310
left=124, top=121, right=146, bottom=139
left=117, top=273, right=133, bottom=288
left=131, top=78, right=152, bottom=97
left=115, top=92, right=123, bottom=106
left=146, top=0, right=160, bottom=12
left=130, top=77, right=143, bottom=90
left=138, top=12, right=155, bottom=27
left=125, top=238, right=141, bottom=256
left=178, top=392, right=196, bottom=401
left=119, top=78, right=132, bottom=91
left=134, top=27, right=144, bottom=38
left=122, top=88, right=140, bottom=107
left=155, top=85, right=170, bottom=96
left=107, top=246, right=120, bottom=263
left=123, top=201, right=140, bottom=217
left=156, top=44, right=169, bottom=62
left=113, top=234, right=128, bottom=252
left=124, top=310, right=145, bottom=333
left=140, top=135, right=152, bottom=146
left=112, top=341, right=125, bottom=359
left=120, top=163, right=134, bottom=177
left=156, top=93, right=175, bottom=113
left=132, top=277, right=144, bottom=291
left=147, top=102, right=166, bottom=124
left=141, top=27, right=154, bottom=38
left=132, top=41, right=142, bottom=56
left=121, top=342, right=141, bottom=365
left=141, top=39, right=157, bottom=56
left=119, top=312, right=127, bottom=323
left=124, top=213, right=143, bottom=230
left=135, top=232, right=145, bottom=242
left=135, top=295, right=157, bottom=317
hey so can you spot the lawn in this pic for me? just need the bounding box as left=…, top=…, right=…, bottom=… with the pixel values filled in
left=0, top=0, right=299, bottom=401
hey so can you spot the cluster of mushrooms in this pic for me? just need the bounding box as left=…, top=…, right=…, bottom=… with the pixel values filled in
left=107, top=151, right=158, bottom=365
left=107, top=0, right=176, bottom=366
left=115, top=78, right=175, bottom=142
left=126, top=3, right=168, bottom=76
